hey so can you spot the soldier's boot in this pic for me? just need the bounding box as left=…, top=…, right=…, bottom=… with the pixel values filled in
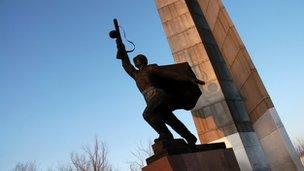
left=184, top=133, right=197, bottom=146
left=164, top=112, right=197, bottom=146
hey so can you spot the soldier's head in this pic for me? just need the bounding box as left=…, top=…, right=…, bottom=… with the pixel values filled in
left=133, top=54, right=148, bottom=69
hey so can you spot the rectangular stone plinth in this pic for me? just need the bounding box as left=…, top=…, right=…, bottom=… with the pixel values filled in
left=147, top=139, right=226, bottom=164
left=143, top=148, right=240, bottom=171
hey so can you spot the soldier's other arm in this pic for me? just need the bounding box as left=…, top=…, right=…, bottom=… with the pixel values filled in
left=117, top=44, right=136, bottom=78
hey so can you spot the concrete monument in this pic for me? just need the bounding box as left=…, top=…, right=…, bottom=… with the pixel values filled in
left=155, top=0, right=303, bottom=170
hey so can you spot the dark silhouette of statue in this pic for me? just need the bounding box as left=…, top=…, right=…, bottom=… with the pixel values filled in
left=109, top=19, right=205, bottom=146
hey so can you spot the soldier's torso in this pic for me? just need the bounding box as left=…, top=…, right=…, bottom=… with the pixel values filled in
left=133, top=65, right=159, bottom=93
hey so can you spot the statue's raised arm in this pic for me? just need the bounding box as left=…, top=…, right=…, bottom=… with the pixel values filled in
left=118, top=45, right=137, bottom=78
left=109, top=19, right=136, bottom=78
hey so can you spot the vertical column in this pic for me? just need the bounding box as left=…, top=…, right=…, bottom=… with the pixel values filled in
left=195, top=0, right=303, bottom=170
left=155, top=0, right=270, bottom=170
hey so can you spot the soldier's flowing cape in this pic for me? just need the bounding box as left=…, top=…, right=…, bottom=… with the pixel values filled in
left=153, top=62, right=202, bottom=111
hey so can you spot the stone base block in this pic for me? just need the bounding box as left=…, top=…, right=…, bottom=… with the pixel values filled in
left=143, top=139, right=240, bottom=171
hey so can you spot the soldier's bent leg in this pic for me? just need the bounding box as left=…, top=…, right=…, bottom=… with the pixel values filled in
left=164, top=111, right=197, bottom=145
left=143, top=106, right=173, bottom=141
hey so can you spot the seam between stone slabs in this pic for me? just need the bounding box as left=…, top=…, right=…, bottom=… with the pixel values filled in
left=228, top=46, right=245, bottom=69
left=220, top=30, right=245, bottom=66
left=197, top=123, right=236, bottom=134
left=157, top=0, right=184, bottom=11
left=248, top=97, right=270, bottom=117
left=191, top=97, right=226, bottom=112
left=157, top=1, right=189, bottom=22
left=161, top=13, right=194, bottom=37
left=205, top=0, right=212, bottom=14
left=186, top=58, right=211, bottom=68
left=219, top=25, right=234, bottom=51
left=166, top=25, right=197, bottom=39
left=256, top=126, right=277, bottom=141
left=159, top=11, right=190, bottom=24
left=237, top=69, right=264, bottom=95
left=172, top=42, right=206, bottom=57
left=259, top=124, right=285, bottom=144
left=171, top=42, right=203, bottom=54
left=209, top=4, right=223, bottom=31
left=212, top=7, right=231, bottom=48
left=270, top=159, right=296, bottom=169
left=237, top=70, right=255, bottom=92
left=255, top=115, right=284, bottom=140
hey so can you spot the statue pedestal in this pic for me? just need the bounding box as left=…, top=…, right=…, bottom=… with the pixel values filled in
left=142, top=139, right=240, bottom=171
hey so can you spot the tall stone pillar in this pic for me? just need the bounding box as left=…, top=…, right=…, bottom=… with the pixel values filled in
left=155, top=0, right=303, bottom=170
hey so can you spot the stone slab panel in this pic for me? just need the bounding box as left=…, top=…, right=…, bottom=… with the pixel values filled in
left=250, top=97, right=273, bottom=122
left=192, top=100, right=237, bottom=143
left=213, top=15, right=227, bottom=48
left=168, top=27, right=202, bottom=53
left=259, top=127, right=300, bottom=170
left=254, top=108, right=304, bottom=170
left=239, top=73, right=264, bottom=114
left=191, top=60, right=216, bottom=82
left=173, top=42, right=209, bottom=66
left=198, top=129, right=225, bottom=143
left=162, top=14, right=195, bottom=37
left=253, top=107, right=283, bottom=140
left=205, top=0, right=222, bottom=30
left=277, top=126, right=304, bottom=170
left=211, top=132, right=270, bottom=170
left=157, top=0, right=189, bottom=23
left=197, top=0, right=210, bottom=13
left=220, top=28, right=240, bottom=66
left=155, top=0, right=179, bottom=9
left=158, top=5, right=173, bottom=22
left=229, top=48, right=253, bottom=89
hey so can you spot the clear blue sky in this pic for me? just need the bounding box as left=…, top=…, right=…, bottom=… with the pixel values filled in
left=0, top=0, right=303, bottom=170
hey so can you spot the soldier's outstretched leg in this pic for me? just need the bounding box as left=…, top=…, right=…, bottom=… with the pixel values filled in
left=163, top=111, right=197, bottom=145
left=143, top=106, right=173, bottom=142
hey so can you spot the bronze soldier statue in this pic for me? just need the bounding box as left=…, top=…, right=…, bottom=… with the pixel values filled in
left=110, top=19, right=205, bottom=146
